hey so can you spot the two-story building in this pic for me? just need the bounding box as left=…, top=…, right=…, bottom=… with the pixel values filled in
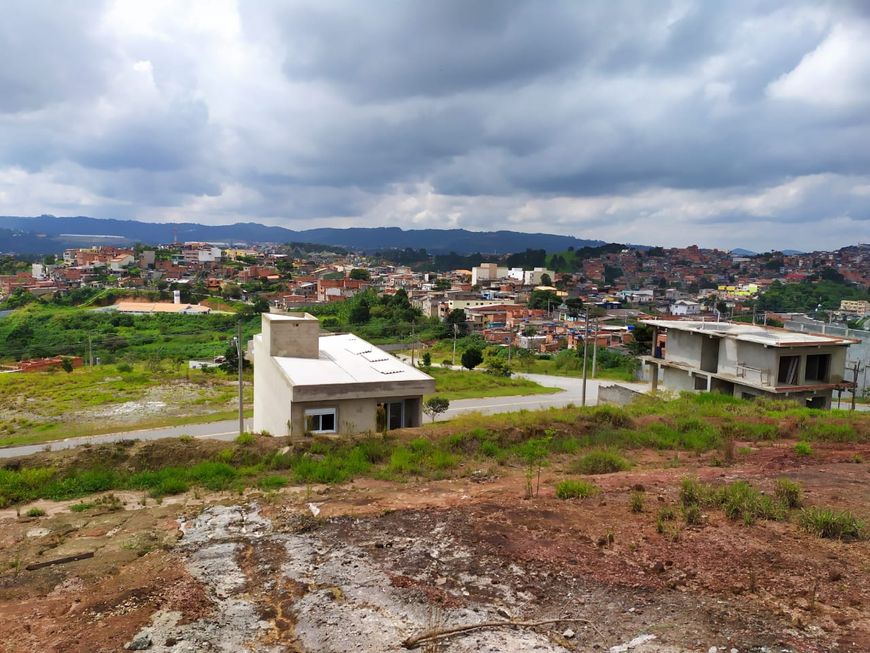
left=641, top=320, right=856, bottom=408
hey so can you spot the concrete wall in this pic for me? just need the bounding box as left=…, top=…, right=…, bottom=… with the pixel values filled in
left=262, top=313, right=320, bottom=359
left=288, top=396, right=424, bottom=436
left=665, top=330, right=703, bottom=367
left=663, top=367, right=695, bottom=392
left=252, top=334, right=294, bottom=435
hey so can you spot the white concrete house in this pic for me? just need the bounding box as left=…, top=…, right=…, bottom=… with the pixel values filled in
left=669, top=300, right=701, bottom=316
left=641, top=320, right=856, bottom=408
left=253, top=313, right=435, bottom=436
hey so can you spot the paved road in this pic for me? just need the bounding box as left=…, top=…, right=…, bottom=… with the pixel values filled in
left=0, top=372, right=644, bottom=459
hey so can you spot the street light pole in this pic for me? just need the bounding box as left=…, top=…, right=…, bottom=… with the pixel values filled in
left=581, top=308, right=589, bottom=407
left=452, top=322, right=458, bottom=367
left=591, top=316, right=598, bottom=378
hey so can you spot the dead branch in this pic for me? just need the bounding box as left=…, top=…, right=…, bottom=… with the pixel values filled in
left=25, top=551, right=94, bottom=571
left=402, top=617, right=590, bottom=649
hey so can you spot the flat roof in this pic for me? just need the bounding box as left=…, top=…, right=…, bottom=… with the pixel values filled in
left=112, top=302, right=211, bottom=314
left=641, top=319, right=856, bottom=347
left=271, top=333, right=434, bottom=387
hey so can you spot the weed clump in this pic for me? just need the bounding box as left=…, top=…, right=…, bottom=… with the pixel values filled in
left=235, top=433, right=256, bottom=446
left=794, top=441, right=813, bottom=457
left=25, top=507, right=45, bottom=517
left=629, top=491, right=645, bottom=513
left=799, top=507, right=865, bottom=540
left=573, top=449, right=631, bottom=475
left=588, top=405, right=633, bottom=429
left=774, top=478, right=803, bottom=509
left=555, top=479, right=599, bottom=499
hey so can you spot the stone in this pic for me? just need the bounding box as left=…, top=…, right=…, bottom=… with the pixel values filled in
left=563, top=628, right=575, bottom=638
left=125, top=634, right=152, bottom=650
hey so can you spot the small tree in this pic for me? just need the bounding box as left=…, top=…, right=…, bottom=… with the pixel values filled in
left=540, top=273, right=552, bottom=286
left=423, top=396, right=450, bottom=422
left=349, top=268, right=371, bottom=281
left=518, top=437, right=550, bottom=499
left=421, top=351, right=432, bottom=368
left=60, top=357, right=74, bottom=373
left=461, top=347, right=483, bottom=370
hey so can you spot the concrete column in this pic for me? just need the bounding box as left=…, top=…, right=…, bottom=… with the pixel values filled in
left=649, top=362, right=659, bottom=394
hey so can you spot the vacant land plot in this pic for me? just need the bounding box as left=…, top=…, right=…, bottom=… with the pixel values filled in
left=0, top=395, right=867, bottom=652
left=424, top=366, right=560, bottom=400
left=0, top=364, right=251, bottom=447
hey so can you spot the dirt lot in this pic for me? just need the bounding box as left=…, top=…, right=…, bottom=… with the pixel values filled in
left=0, top=441, right=867, bottom=653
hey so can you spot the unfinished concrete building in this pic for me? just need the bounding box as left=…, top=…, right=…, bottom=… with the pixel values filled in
left=253, top=313, right=435, bottom=436
left=641, top=320, right=856, bottom=408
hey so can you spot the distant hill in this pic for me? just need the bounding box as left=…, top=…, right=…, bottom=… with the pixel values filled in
left=0, top=215, right=604, bottom=255
left=730, top=248, right=756, bottom=256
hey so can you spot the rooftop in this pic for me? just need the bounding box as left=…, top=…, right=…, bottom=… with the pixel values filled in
left=270, top=333, right=433, bottom=387
left=641, top=319, right=856, bottom=347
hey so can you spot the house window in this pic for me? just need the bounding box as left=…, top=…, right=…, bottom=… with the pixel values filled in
left=778, top=356, right=799, bottom=385
left=304, top=408, right=336, bottom=434
left=805, top=354, right=830, bottom=382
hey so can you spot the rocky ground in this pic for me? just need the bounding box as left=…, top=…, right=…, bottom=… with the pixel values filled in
left=0, top=440, right=867, bottom=653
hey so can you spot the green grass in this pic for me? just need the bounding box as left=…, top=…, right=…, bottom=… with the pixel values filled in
left=572, top=449, right=632, bottom=474
left=679, top=477, right=789, bottom=526
left=799, top=507, right=866, bottom=540
left=775, top=478, right=803, bottom=509
left=425, top=367, right=559, bottom=401
left=555, top=479, right=599, bottom=499
left=25, top=507, right=46, bottom=517
left=794, top=441, right=813, bottom=456
left=0, top=362, right=253, bottom=447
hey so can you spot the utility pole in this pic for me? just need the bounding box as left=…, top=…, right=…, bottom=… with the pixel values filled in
left=581, top=308, right=589, bottom=407
left=846, top=361, right=864, bottom=411
left=591, top=316, right=598, bottom=378
left=88, top=336, right=94, bottom=367
left=410, top=325, right=416, bottom=366
left=234, top=321, right=244, bottom=437
left=451, top=322, right=458, bottom=367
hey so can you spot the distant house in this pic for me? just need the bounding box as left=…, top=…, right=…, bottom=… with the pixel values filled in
left=253, top=313, right=435, bottom=436
left=669, top=300, right=700, bottom=316
left=641, top=320, right=856, bottom=408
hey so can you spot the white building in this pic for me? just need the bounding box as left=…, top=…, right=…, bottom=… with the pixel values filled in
left=669, top=299, right=701, bottom=316
left=253, top=313, right=435, bottom=436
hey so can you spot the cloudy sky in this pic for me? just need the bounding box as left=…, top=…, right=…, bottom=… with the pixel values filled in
left=1, top=1, right=869, bottom=250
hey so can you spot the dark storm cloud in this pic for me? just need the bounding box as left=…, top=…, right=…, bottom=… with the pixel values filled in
left=0, top=0, right=868, bottom=250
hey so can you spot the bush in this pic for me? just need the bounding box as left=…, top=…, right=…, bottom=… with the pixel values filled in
left=257, top=475, right=288, bottom=490
left=679, top=478, right=706, bottom=507
left=794, top=441, right=813, bottom=456
left=588, top=405, right=633, bottom=428
left=629, top=491, right=644, bottom=513
left=461, top=347, right=483, bottom=370
left=150, top=477, right=190, bottom=498
left=25, top=507, right=46, bottom=517
left=573, top=449, right=631, bottom=475
left=800, top=422, right=858, bottom=442
left=799, top=507, right=865, bottom=540
left=555, top=479, right=599, bottom=499
left=775, top=478, right=803, bottom=509
left=235, top=433, right=256, bottom=446
left=683, top=504, right=702, bottom=525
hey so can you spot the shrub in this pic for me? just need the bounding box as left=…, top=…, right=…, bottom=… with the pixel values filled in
left=629, top=491, right=644, bottom=513
left=717, top=481, right=785, bottom=525
left=573, top=449, right=631, bottom=475
left=800, top=422, right=858, bottom=442
left=588, top=405, right=633, bottom=429
left=258, top=475, right=288, bottom=491
left=25, top=507, right=46, bottom=517
left=178, top=434, right=194, bottom=443
left=799, top=507, right=865, bottom=540
left=794, top=441, right=813, bottom=457
left=423, top=396, right=450, bottom=422
left=774, top=478, right=803, bottom=509
left=555, top=479, right=599, bottom=499
left=460, top=347, right=483, bottom=370
left=683, top=504, right=702, bottom=526
left=69, top=502, right=94, bottom=512
left=679, top=478, right=706, bottom=507
left=235, top=433, right=256, bottom=446
left=150, top=477, right=189, bottom=498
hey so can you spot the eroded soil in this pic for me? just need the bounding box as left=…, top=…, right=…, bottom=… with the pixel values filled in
left=0, top=440, right=867, bottom=653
